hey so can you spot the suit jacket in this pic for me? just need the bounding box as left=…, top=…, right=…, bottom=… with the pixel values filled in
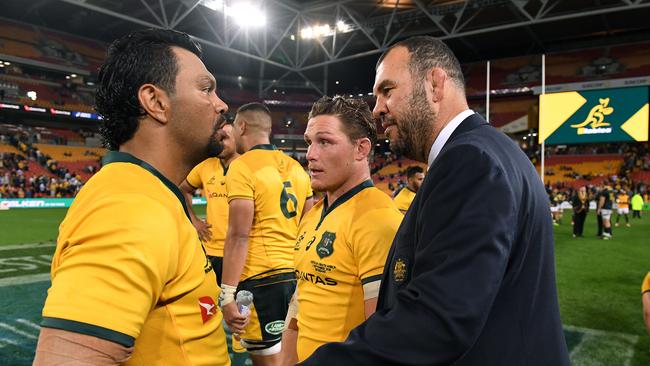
left=299, top=114, right=570, bottom=365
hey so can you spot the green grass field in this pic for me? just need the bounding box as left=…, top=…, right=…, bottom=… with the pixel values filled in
left=0, top=207, right=648, bottom=365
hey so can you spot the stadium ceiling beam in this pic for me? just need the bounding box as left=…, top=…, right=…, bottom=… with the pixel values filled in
left=382, top=0, right=401, bottom=47
left=139, top=0, right=166, bottom=27
left=59, top=0, right=297, bottom=72
left=299, top=1, right=650, bottom=71
left=412, top=0, right=450, bottom=36
left=340, top=4, right=382, bottom=49
left=170, top=0, right=202, bottom=28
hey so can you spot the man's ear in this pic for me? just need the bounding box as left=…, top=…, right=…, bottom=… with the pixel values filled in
left=426, top=67, right=448, bottom=104
left=356, top=138, right=372, bottom=162
left=238, top=120, right=247, bottom=136
left=137, top=83, right=170, bottom=124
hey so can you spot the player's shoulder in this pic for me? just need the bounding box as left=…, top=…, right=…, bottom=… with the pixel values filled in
left=354, top=187, right=400, bottom=215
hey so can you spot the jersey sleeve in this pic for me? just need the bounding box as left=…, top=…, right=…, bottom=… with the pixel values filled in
left=351, top=206, right=402, bottom=285
left=186, top=160, right=205, bottom=189
left=643, top=272, right=650, bottom=294
left=226, top=158, right=254, bottom=202
left=41, top=195, right=177, bottom=347
left=393, top=190, right=410, bottom=212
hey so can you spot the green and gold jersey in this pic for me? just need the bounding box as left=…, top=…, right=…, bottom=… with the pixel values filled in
left=393, top=186, right=417, bottom=213
left=616, top=193, right=629, bottom=209
left=226, top=144, right=312, bottom=280
left=186, top=157, right=229, bottom=257
left=41, top=151, right=229, bottom=366
left=643, top=272, right=650, bottom=294
left=293, top=180, right=402, bottom=361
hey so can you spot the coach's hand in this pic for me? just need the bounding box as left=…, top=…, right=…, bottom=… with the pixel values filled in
left=222, top=301, right=249, bottom=335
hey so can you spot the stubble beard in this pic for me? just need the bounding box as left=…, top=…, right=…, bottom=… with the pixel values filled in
left=389, top=82, right=436, bottom=162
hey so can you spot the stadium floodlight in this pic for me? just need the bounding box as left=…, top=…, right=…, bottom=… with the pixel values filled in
left=202, top=0, right=224, bottom=11
left=3, top=61, right=10, bottom=65
left=27, top=91, right=37, bottom=100
left=336, top=21, right=351, bottom=33
left=226, top=2, right=266, bottom=28
left=301, top=21, right=352, bottom=39
left=202, top=0, right=265, bottom=28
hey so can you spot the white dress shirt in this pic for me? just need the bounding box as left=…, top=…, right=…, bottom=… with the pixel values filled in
left=427, top=109, right=475, bottom=166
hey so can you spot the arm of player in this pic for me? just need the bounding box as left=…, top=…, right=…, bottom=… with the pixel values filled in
left=179, top=180, right=212, bottom=242
left=280, top=289, right=299, bottom=366
left=34, top=328, right=133, bottom=366
left=363, top=281, right=380, bottom=319
left=597, top=195, right=605, bottom=214
left=642, top=291, right=650, bottom=333
left=221, top=198, right=254, bottom=333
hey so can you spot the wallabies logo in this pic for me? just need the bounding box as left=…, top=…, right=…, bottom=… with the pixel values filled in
left=316, top=231, right=336, bottom=259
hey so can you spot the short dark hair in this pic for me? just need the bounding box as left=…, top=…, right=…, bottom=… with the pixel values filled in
left=95, top=28, right=202, bottom=150
left=236, top=102, right=271, bottom=117
left=308, top=95, right=377, bottom=147
left=378, top=36, right=465, bottom=91
left=406, top=165, right=424, bottom=178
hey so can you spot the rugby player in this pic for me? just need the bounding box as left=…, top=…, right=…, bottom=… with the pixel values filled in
left=392, top=165, right=425, bottom=213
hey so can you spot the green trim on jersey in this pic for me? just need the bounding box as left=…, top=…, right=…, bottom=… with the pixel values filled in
left=361, top=274, right=383, bottom=285
left=317, top=180, right=374, bottom=230
left=41, top=317, right=135, bottom=347
left=250, top=144, right=278, bottom=151
left=102, top=151, right=191, bottom=220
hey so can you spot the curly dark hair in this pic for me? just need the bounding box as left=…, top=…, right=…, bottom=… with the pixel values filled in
left=308, top=95, right=377, bottom=148
left=95, top=28, right=202, bottom=150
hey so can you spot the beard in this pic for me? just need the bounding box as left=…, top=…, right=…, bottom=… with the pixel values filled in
left=388, top=82, right=436, bottom=162
left=205, top=116, right=226, bottom=158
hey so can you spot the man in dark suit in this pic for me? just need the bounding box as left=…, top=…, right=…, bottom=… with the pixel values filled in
left=298, top=36, right=570, bottom=366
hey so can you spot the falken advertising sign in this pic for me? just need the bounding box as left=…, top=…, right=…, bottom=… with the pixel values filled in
left=539, top=86, right=648, bottom=145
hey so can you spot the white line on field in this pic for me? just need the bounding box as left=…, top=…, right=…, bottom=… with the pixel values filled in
left=0, top=322, right=37, bottom=340
left=565, top=324, right=639, bottom=366
left=0, top=273, right=50, bottom=287
left=0, top=243, right=55, bottom=251
left=563, top=324, right=639, bottom=342
left=16, top=319, right=40, bottom=331
left=0, top=337, right=20, bottom=348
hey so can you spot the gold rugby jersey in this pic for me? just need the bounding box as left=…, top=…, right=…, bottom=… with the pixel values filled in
left=187, top=157, right=230, bottom=257
left=616, top=194, right=629, bottom=210
left=294, top=180, right=401, bottom=361
left=226, top=144, right=312, bottom=280
left=643, top=272, right=650, bottom=294
left=393, top=186, right=417, bottom=213
left=41, top=151, right=229, bottom=366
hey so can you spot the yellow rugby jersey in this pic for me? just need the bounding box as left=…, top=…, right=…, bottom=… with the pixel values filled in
left=41, top=151, right=229, bottom=366
left=187, top=157, right=229, bottom=257
left=643, top=272, right=650, bottom=294
left=616, top=194, right=629, bottom=209
left=393, top=186, right=417, bottom=213
left=226, top=144, right=312, bottom=280
left=294, top=180, right=402, bottom=361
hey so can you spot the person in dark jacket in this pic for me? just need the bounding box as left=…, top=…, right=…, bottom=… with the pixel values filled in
left=298, top=36, right=570, bottom=366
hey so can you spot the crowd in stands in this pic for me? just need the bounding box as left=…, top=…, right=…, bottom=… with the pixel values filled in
left=0, top=126, right=98, bottom=198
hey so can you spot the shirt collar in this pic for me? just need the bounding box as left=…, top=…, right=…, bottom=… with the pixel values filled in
left=427, top=109, right=475, bottom=166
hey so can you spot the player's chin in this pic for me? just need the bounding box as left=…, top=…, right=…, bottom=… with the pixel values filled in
left=310, top=177, right=327, bottom=193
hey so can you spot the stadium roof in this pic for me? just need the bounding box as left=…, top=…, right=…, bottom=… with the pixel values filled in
left=2, top=0, right=650, bottom=96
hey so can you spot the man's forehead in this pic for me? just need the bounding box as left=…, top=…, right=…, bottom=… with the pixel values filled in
left=306, top=116, right=341, bottom=134
left=172, top=46, right=209, bottom=74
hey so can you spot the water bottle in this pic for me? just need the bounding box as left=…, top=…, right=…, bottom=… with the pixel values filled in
left=236, top=290, right=253, bottom=316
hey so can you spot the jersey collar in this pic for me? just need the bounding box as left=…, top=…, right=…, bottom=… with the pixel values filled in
left=102, top=151, right=191, bottom=220
left=250, top=144, right=278, bottom=151
left=317, top=179, right=374, bottom=230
